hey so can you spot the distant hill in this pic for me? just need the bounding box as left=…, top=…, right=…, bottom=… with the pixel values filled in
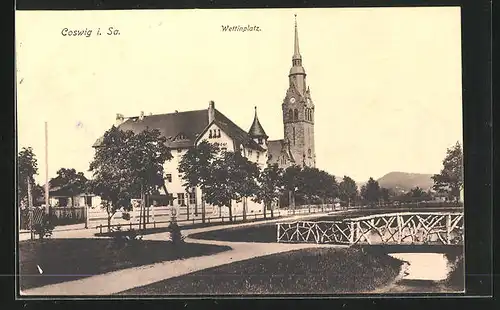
left=376, top=172, right=434, bottom=193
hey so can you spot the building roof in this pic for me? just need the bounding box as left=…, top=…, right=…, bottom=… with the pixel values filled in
left=248, top=107, right=268, bottom=139
left=93, top=107, right=265, bottom=151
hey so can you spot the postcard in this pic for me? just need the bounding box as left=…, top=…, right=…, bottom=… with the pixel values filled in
left=16, top=7, right=464, bottom=297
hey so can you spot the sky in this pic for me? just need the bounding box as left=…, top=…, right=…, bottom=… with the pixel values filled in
left=15, top=7, right=463, bottom=184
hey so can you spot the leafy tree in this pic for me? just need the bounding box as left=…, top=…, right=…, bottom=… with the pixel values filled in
left=230, top=152, right=260, bottom=221
left=432, top=142, right=463, bottom=201
left=315, top=170, right=338, bottom=205
left=203, top=151, right=259, bottom=221
left=406, top=186, right=432, bottom=203
left=254, top=164, right=285, bottom=219
left=361, top=177, right=381, bottom=206
left=296, top=167, right=319, bottom=205
left=88, top=126, right=172, bottom=230
left=17, top=147, right=39, bottom=207
left=282, top=165, right=302, bottom=210
left=179, top=140, right=220, bottom=223
left=49, top=168, right=88, bottom=207
left=380, top=187, right=392, bottom=205
left=339, top=176, right=358, bottom=207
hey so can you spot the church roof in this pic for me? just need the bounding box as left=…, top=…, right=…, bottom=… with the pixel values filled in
left=267, top=139, right=295, bottom=165
left=248, top=107, right=268, bottom=138
left=93, top=108, right=265, bottom=151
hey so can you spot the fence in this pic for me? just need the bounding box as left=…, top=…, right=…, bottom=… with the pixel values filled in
left=95, top=204, right=339, bottom=234
left=277, top=211, right=464, bottom=246
left=19, top=207, right=45, bottom=231
left=49, top=206, right=87, bottom=225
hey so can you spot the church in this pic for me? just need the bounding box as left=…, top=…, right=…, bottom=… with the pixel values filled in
left=93, top=16, right=316, bottom=216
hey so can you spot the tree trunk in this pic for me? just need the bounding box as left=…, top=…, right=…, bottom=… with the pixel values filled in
left=270, top=201, right=274, bottom=218
left=289, top=190, right=294, bottom=214
left=201, top=196, right=206, bottom=224
left=243, top=198, right=247, bottom=221
left=263, top=201, right=267, bottom=219
left=228, top=202, right=233, bottom=222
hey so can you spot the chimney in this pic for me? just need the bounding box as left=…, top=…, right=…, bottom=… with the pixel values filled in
left=139, top=111, right=144, bottom=120
left=115, top=113, right=124, bottom=126
left=208, top=101, right=215, bottom=123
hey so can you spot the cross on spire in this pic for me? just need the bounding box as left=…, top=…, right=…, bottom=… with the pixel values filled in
left=293, top=14, right=301, bottom=61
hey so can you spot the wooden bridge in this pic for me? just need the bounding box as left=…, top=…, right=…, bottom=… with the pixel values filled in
left=276, top=212, right=464, bottom=246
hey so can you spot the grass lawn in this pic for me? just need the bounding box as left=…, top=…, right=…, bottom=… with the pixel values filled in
left=19, top=238, right=231, bottom=290
left=117, top=247, right=403, bottom=295
left=189, top=223, right=277, bottom=243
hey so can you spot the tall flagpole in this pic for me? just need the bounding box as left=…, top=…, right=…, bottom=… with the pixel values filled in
left=45, top=122, right=49, bottom=211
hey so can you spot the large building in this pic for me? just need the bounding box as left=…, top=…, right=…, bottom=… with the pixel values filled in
left=93, top=16, right=316, bottom=214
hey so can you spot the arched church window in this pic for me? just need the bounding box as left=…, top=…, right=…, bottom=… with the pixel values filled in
left=294, top=109, right=299, bottom=120
left=288, top=109, right=293, bottom=121
left=308, top=148, right=312, bottom=158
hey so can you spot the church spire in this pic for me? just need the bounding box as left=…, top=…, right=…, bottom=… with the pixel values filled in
left=289, top=14, right=307, bottom=96
left=293, top=14, right=301, bottom=62
left=248, top=106, right=268, bottom=139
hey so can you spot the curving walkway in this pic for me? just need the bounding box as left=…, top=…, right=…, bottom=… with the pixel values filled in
left=21, top=212, right=345, bottom=296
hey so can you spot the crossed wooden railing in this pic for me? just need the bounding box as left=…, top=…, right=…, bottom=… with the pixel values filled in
left=276, top=212, right=464, bottom=246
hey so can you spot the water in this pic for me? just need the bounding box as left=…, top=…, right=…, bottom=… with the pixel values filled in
left=388, top=253, right=451, bottom=281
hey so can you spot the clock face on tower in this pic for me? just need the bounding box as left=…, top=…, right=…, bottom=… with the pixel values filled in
left=289, top=97, right=296, bottom=104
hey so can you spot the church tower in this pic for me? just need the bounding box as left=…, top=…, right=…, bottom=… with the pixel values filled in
left=282, top=15, right=316, bottom=167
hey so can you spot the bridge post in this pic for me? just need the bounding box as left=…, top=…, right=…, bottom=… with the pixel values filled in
left=276, top=223, right=280, bottom=242
left=397, top=214, right=402, bottom=244
left=349, top=221, right=355, bottom=244
left=446, top=214, right=452, bottom=245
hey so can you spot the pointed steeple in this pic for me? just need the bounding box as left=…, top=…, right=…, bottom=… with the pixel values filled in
left=248, top=106, right=268, bottom=139
left=289, top=14, right=307, bottom=96
left=293, top=14, right=301, bottom=62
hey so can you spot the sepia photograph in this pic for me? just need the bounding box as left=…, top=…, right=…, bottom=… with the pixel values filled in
left=15, top=7, right=464, bottom=296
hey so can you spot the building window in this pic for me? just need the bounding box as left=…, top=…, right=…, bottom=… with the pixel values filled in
left=209, top=129, right=213, bottom=138
left=248, top=149, right=253, bottom=157
left=257, top=152, right=260, bottom=161
left=85, top=196, right=92, bottom=206
left=189, top=191, right=196, bottom=205
left=258, top=138, right=263, bottom=144
left=177, top=193, right=185, bottom=206
left=165, top=174, right=172, bottom=183
left=294, top=109, right=299, bottom=120
left=168, top=194, right=174, bottom=206
left=289, top=109, right=293, bottom=121
left=308, top=148, right=312, bottom=158
left=217, top=129, right=221, bottom=137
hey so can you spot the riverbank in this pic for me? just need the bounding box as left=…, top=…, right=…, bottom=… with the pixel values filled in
left=117, top=247, right=403, bottom=295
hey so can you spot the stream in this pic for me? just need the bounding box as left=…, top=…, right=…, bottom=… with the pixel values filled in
left=369, top=246, right=464, bottom=294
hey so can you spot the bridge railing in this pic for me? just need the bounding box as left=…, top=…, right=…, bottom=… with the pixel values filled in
left=276, top=211, right=464, bottom=246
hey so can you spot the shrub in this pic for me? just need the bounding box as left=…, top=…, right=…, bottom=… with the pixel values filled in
left=167, top=220, right=185, bottom=245
left=33, top=214, right=55, bottom=239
